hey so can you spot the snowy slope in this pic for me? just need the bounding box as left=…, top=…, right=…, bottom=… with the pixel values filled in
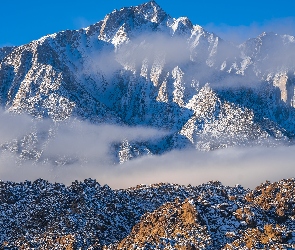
left=0, top=0, right=295, bottom=163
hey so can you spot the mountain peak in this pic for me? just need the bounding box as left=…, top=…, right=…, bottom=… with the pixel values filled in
left=135, top=0, right=168, bottom=23
left=96, top=1, right=168, bottom=43
left=141, top=0, right=161, bottom=9
left=0, top=0, right=295, bottom=167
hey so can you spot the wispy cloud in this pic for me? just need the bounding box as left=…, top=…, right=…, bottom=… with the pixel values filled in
left=112, top=145, right=295, bottom=189
left=116, top=33, right=190, bottom=68
left=0, top=111, right=33, bottom=145
left=204, top=17, right=295, bottom=44
left=0, top=109, right=293, bottom=189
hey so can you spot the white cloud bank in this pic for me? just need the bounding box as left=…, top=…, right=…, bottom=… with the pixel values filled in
left=0, top=110, right=293, bottom=190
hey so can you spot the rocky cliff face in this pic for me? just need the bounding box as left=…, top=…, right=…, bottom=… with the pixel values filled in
left=0, top=1, right=295, bottom=163
left=1, top=179, right=294, bottom=249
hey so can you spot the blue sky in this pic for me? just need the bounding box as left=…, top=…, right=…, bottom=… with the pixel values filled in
left=1, top=0, right=295, bottom=47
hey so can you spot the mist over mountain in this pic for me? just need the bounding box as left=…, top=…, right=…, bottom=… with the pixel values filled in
left=1, top=1, right=295, bottom=248
left=0, top=0, right=295, bottom=185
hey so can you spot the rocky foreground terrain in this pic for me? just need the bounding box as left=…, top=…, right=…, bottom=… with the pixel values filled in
left=0, top=178, right=294, bottom=249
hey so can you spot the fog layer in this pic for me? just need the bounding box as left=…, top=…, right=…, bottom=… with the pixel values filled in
left=0, top=111, right=293, bottom=189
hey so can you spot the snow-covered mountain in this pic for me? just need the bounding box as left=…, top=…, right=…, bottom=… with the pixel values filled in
left=1, top=2, right=295, bottom=248
left=0, top=0, right=295, bottom=163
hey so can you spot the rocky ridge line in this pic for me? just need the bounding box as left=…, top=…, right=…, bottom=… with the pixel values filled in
left=0, top=178, right=294, bottom=249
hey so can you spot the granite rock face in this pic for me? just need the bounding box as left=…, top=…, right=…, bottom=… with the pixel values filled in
left=0, top=179, right=294, bottom=249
